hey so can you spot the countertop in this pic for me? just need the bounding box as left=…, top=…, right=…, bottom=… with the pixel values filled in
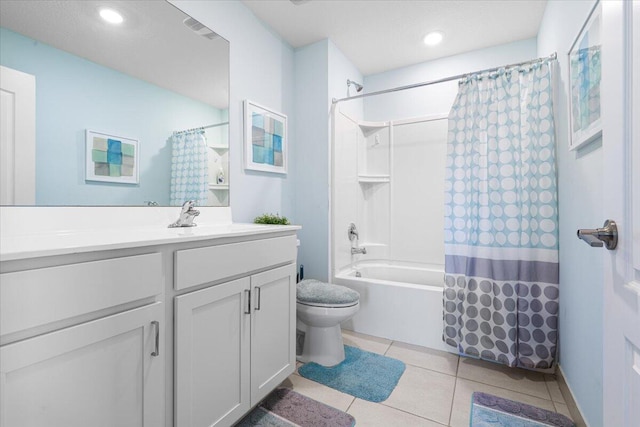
left=0, top=223, right=301, bottom=262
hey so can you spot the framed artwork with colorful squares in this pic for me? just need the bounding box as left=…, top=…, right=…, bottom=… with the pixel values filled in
left=85, top=130, right=139, bottom=184
left=244, top=100, right=287, bottom=174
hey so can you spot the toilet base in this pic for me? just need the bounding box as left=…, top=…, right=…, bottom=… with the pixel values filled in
left=297, top=323, right=345, bottom=367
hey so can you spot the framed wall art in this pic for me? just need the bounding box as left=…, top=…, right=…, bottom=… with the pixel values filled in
left=85, top=130, right=139, bottom=184
left=568, top=0, right=602, bottom=150
left=244, top=100, right=287, bottom=174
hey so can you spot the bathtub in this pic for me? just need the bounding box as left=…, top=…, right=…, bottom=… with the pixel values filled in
left=334, top=261, right=456, bottom=353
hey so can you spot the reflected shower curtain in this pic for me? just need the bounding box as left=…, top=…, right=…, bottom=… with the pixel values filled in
left=170, top=130, right=209, bottom=206
left=443, top=60, right=559, bottom=369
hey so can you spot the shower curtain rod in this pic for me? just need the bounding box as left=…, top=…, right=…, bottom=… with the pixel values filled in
left=332, top=52, right=557, bottom=105
left=173, top=121, right=229, bottom=135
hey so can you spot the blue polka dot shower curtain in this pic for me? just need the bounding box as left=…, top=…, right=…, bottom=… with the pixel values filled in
left=443, top=60, right=559, bottom=369
left=170, top=130, right=209, bottom=206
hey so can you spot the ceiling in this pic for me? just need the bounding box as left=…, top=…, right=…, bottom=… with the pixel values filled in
left=243, top=0, right=548, bottom=76
left=0, top=0, right=229, bottom=109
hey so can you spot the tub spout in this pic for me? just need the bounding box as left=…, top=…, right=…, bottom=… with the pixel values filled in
left=351, top=246, right=367, bottom=255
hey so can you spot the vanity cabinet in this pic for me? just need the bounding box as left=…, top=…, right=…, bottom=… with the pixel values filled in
left=0, top=225, right=299, bottom=427
left=0, top=303, right=164, bottom=427
left=0, top=253, right=165, bottom=427
left=174, top=237, right=297, bottom=427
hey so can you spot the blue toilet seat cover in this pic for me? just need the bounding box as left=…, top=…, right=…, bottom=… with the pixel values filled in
left=297, top=279, right=360, bottom=305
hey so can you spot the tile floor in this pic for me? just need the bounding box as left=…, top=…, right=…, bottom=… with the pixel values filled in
left=281, top=329, right=573, bottom=427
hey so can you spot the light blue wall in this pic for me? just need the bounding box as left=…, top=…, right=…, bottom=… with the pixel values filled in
left=363, top=38, right=537, bottom=121
left=293, top=40, right=330, bottom=280
left=538, top=1, right=603, bottom=425
left=172, top=1, right=296, bottom=223
left=328, top=41, right=364, bottom=122
left=290, top=39, right=364, bottom=281
left=0, top=27, right=221, bottom=206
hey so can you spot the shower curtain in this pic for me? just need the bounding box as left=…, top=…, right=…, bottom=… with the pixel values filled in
left=169, top=130, right=209, bottom=206
left=443, top=60, right=559, bottom=369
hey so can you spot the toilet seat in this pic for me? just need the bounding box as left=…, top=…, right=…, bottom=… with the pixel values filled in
left=297, top=300, right=358, bottom=308
left=296, top=279, right=360, bottom=307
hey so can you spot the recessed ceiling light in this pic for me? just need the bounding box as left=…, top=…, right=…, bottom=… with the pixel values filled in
left=423, top=31, right=444, bottom=46
left=99, top=8, right=124, bottom=25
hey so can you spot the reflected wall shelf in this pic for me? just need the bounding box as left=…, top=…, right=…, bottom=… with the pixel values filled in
left=358, top=175, right=390, bottom=184
left=209, top=145, right=229, bottom=151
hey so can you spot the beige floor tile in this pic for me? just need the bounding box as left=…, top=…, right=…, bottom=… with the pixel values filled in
left=457, top=357, right=550, bottom=400
left=553, top=402, right=574, bottom=420
left=385, top=341, right=459, bottom=376
left=449, top=378, right=556, bottom=427
left=546, top=378, right=566, bottom=404
left=383, top=365, right=456, bottom=425
left=348, top=399, right=445, bottom=427
left=281, top=375, right=354, bottom=412
left=342, top=329, right=392, bottom=354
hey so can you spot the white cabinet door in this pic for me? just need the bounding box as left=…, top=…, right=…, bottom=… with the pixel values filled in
left=175, top=277, right=251, bottom=427
left=250, top=264, right=296, bottom=405
left=0, top=302, right=164, bottom=427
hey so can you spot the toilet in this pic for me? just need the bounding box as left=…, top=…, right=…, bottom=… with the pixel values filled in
left=296, top=279, right=360, bottom=367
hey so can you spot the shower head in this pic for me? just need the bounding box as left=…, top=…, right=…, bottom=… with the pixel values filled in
left=347, top=79, right=363, bottom=93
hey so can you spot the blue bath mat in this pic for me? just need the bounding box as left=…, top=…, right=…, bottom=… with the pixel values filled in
left=297, top=345, right=405, bottom=402
left=470, top=392, right=574, bottom=427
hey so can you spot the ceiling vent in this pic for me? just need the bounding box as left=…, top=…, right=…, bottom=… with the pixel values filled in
left=183, top=17, right=219, bottom=40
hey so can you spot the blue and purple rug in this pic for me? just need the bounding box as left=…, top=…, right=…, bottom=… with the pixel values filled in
left=236, top=388, right=355, bottom=427
left=470, top=392, right=575, bottom=427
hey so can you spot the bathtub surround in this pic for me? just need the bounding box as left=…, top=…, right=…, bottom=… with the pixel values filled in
left=444, top=59, right=559, bottom=369
left=169, top=130, right=209, bottom=206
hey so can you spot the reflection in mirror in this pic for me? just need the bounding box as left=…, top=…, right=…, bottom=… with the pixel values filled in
left=0, top=0, right=229, bottom=206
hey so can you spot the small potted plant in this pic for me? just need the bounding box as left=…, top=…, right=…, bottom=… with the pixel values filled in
left=253, top=213, right=290, bottom=225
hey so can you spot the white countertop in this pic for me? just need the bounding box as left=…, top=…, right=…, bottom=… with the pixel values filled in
left=0, top=223, right=301, bottom=262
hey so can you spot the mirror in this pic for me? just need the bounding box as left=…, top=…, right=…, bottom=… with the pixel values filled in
left=0, top=0, right=229, bottom=206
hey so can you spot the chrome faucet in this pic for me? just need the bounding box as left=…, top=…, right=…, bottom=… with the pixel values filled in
left=351, top=246, right=367, bottom=255
left=348, top=223, right=359, bottom=241
left=168, top=200, right=200, bottom=228
left=348, top=223, right=366, bottom=255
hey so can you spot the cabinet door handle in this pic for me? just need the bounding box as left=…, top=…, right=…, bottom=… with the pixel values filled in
left=244, top=289, right=251, bottom=314
left=255, top=286, right=261, bottom=311
left=151, top=321, right=160, bottom=357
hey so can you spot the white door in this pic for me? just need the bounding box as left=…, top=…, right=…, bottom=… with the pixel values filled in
left=0, top=66, right=35, bottom=205
left=250, top=264, right=296, bottom=405
left=174, top=277, right=251, bottom=427
left=0, top=302, right=164, bottom=427
left=601, top=2, right=640, bottom=426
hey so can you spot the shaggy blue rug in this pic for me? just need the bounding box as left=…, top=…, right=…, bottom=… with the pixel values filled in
left=297, top=345, right=405, bottom=403
left=470, top=392, right=575, bottom=427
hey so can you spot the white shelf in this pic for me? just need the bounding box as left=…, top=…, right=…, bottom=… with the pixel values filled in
left=209, top=184, right=229, bottom=190
left=209, top=145, right=229, bottom=151
left=358, top=121, right=388, bottom=136
left=358, top=174, right=390, bottom=183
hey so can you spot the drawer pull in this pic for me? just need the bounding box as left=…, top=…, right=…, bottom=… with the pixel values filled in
left=151, top=321, right=160, bottom=357
left=244, top=290, right=251, bottom=314
left=255, top=287, right=261, bottom=311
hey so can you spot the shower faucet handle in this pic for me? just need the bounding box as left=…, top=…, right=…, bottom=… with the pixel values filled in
left=348, top=223, right=359, bottom=241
